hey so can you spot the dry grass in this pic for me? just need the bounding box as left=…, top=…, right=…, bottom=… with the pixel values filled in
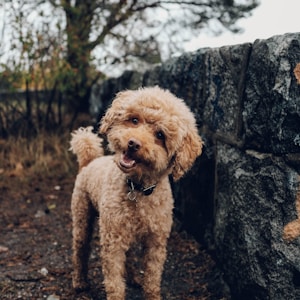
left=0, top=131, right=77, bottom=180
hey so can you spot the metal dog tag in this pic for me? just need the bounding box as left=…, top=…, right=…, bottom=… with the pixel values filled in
left=127, top=190, right=137, bottom=202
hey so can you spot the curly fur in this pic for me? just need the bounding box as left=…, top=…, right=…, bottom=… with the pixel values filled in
left=70, top=86, right=203, bottom=300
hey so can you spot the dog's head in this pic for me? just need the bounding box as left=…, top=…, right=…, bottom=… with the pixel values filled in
left=100, top=86, right=203, bottom=181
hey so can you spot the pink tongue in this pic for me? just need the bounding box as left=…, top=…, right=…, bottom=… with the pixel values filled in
left=120, top=153, right=135, bottom=168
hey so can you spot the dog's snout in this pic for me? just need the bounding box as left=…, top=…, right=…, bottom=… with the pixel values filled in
left=128, top=138, right=141, bottom=151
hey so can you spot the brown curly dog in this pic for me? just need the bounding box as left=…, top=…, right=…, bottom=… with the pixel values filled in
left=70, top=86, right=203, bottom=300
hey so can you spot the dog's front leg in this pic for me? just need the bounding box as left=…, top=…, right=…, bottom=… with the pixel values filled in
left=100, top=226, right=129, bottom=300
left=142, top=235, right=168, bottom=300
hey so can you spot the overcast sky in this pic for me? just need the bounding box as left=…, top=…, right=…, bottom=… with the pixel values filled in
left=1, top=0, right=299, bottom=74
left=184, top=0, right=300, bottom=51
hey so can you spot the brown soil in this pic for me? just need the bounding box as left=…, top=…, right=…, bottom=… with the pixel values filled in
left=0, top=174, right=230, bottom=300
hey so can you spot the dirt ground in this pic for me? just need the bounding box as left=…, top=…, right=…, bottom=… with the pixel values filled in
left=0, top=174, right=230, bottom=300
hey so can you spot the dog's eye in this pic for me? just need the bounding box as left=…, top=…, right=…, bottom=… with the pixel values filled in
left=131, top=118, right=139, bottom=125
left=156, top=131, right=165, bottom=141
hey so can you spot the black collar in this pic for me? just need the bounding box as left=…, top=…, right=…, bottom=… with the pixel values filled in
left=126, top=178, right=156, bottom=201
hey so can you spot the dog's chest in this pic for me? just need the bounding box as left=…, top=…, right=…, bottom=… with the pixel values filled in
left=119, top=196, right=173, bottom=237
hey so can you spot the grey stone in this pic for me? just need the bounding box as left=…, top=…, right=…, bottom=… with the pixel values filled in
left=144, top=52, right=207, bottom=122
left=202, top=43, right=251, bottom=140
left=89, top=32, right=300, bottom=300
left=243, top=33, right=300, bottom=154
left=143, top=64, right=161, bottom=87
left=215, top=143, right=299, bottom=299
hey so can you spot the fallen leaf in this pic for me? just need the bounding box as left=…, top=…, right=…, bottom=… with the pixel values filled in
left=294, top=63, right=300, bottom=84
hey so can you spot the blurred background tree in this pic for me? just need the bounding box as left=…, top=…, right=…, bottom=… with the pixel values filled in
left=0, top=0, right=259, bottom=132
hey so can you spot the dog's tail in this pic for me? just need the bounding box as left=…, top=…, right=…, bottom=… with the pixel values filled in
left=70, top=126, right=104, bottom=170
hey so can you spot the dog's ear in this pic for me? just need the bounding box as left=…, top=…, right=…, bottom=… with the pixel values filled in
left=99, top=90, right=133, bottom=134
left=172, top=129, right=203, bottom=181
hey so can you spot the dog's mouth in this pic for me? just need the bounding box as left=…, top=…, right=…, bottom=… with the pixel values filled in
left=119, top=152, right=137, bottom=170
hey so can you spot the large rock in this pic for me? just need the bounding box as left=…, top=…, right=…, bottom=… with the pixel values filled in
left=215, top=143, right=300, bottom=299
left=244, top=34, right=300, bottom=154
left=91, top=33, right=300, bottom=300
left=214, top=33, right=300, bottom=299
left=201, top=43, right=251, bottom=140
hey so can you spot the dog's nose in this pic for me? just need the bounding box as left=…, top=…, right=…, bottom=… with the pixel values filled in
left=128, top=138, right=141, bottom=151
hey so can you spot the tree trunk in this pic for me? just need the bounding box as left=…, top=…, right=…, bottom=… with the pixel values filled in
left=25, top=78, right=32, bottom=121
left=64, top=1, right=94, bottom=115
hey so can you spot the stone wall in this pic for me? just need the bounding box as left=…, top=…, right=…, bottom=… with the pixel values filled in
left=90, top=33, right=300, bottom=300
